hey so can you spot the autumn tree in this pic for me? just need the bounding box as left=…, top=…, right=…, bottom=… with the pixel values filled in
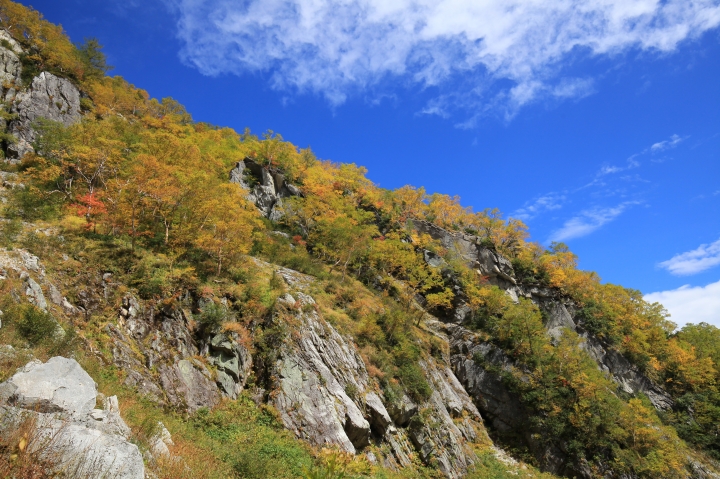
left=310, top=212, right=378, bottom=279
left=194, top=184, right=260, bottom=275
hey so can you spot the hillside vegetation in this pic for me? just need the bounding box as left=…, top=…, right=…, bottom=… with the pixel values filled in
left=1, top=1, right=720, bottom=478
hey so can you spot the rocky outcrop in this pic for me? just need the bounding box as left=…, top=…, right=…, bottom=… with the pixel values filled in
left=445, top=322, right=578, bottom=476
left=110, top=298, right=223, bottom=412
left=7, top=71, right=82, bottom=158
left=0, top=357, right=144, bottom=479
left=266, top=291, right=374, bottom=454
left=0, top=29, right=83, bottom=159
left=0, top=248, right=78, bottom=320
left=578, top=332, right=673, bottom=410
left=257, top=269, right=488, bottom=478
left=538, top=298, right=673, bottom=410
left=229, top=158, right=301, bottom=220
left=445, top=323, right=528, bottom=433
left=0, top=30, right=22, bottom=102
left=207, top=332, right=252, bottom=399
left=415, top=220, right=516, bottom=289
left=409, top=354, right=486, bottom=477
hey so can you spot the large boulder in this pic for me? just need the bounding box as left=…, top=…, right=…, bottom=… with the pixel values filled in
left=0, top=357, right=144, bottom=479
left=0, top=357, right=96, bottom=416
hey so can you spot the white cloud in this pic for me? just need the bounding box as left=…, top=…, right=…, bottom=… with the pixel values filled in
left=514, top=193, right=566, bottom=221
left=548, top=202, right=637, bottom=242
left=167, top=0, right=720, bottom=114
left=658, top=237, right=720, bottom=275
left=651, top=133, right=684, bottom=152
left=645, top=279, right=720, bottom=329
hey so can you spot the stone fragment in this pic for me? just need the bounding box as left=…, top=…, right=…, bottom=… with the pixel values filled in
left=24, top=276, right=48, bottom=311
left=149, top=421, right=174, bottom=458
left=365, top=391, right=392, bottom=434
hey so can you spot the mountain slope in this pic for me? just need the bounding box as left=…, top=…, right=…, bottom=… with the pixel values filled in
left=1, top=1, right=720, bottom=478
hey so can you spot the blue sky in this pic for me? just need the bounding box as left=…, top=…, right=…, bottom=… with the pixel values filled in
left=15, top=0, right=720, bottom=328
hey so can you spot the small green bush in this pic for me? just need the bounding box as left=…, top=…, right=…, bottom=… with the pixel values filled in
left=197, top=301, right=229, bottom=331
left=397, top=363, right=432, bottom=403
left=0, top=218, right=22, bottom=246
left=13, top=304, right=58, bottom=346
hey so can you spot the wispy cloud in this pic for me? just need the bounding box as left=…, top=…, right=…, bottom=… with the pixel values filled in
left=518, top=132, right=686, bottom=241
left=166, top=0, right=720, bottom=116
left=651, top=134, right=684, bottom=152
left=513, top=193, right=566, bottom=221
left=596, top=134, right=685, bottom=177
left=645, top=279, right=720, bottom=329
left=658, top=238, right=720, bottom=276
left=548, top=202, right=637, bottom=242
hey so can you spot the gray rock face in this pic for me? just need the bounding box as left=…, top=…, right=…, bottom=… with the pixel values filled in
left=261, top=270, right=488, bottom=478
left=0, top=41, right=21, bottom=97
left=446, top=324, right=527, bottom=434
left=410, top=355, right=485, bottom=478
left=0, top=357, right=144, bottom=479
left=0, top=357, right=96, bottom=416
left=538, top=299, right=673, bottom=410
left=415, top=220, right=516, bottom=288
left=417, top=221, right=674, bottom=413
left=107, top=324, right=167, bottom=404
left=7, top=71, right=82, bottom=158
left=111, top=294, right=253, bottom=409
left=159, top=359, right=219, bottom=413
left=229, top=158, right=301, bottom=220
left=268, top=291, right=372, bottom=454
left=543, top=301, right=576, bottom=341
left=445, top=323, right=578, bottom=476
left=208, top=332, right=252, bottom=399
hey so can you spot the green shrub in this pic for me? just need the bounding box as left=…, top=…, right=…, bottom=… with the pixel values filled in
left=12, top=304, right=58, bottom=346
left=344, top=383, right=358, bottom=401
left=7, top=186, right=63, bottom=221
left=575, top=299, right=619, bottom=344
left=197, top=301, right=229, bottom=331
left=397, top=363, right=432, bottom=403
left=511, top=257, right=549, bottom=285
left=191, top=396, right=313, bottom=479
left=0, top=218, right=22, bottom=246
